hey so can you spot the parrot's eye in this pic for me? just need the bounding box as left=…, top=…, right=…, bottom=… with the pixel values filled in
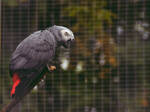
left=61, top=29, right=74, bottom=42
left=64, top=32, right=70, bottom=37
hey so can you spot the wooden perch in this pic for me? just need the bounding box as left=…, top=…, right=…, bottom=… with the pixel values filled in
left=0, top=98, right=21, bottom=112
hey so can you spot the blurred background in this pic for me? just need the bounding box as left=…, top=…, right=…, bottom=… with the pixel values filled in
left=1, top=0, right=150, bottom=112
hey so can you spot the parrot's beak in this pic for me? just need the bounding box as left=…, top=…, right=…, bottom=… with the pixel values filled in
left=63, top=39, right=75, bottom=48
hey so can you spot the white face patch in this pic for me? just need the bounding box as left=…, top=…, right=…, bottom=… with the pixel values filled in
left=60, top=29, right=74, bottom=41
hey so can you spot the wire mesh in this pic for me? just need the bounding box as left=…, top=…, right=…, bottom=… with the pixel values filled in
left=1, top=0, right=150, bottom=112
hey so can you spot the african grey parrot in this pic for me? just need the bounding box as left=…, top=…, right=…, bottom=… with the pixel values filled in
left=9, top=25, right=75, bottom=99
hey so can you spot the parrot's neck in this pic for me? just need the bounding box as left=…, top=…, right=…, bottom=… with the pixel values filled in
left=46, top=28, right=62, bottom=47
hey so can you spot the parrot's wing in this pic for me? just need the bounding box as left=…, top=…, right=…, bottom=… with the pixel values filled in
left=10, top=31, right=56, bottom=73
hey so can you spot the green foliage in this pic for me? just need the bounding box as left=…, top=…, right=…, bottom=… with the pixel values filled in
left=2, top=0, right=18, bottom=7
left=63, top=0, right=116, bottom=38
left=2, top=0, right=28, bottom=7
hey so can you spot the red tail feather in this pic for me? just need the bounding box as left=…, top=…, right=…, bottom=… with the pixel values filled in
left=11, top=73, right=21, bottom=96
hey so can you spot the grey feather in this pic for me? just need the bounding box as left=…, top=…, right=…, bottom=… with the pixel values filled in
left=10, top=30, right=56, bottom=76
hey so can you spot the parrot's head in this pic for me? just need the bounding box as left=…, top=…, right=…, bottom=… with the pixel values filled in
left=50, top=25, right=75, bottom=48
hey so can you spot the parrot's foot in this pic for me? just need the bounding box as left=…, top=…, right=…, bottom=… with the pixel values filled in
left=47, top=65, right=56, bottom=71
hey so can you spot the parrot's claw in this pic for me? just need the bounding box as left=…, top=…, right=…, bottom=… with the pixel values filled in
left=47, top=65, right=56, bottom=71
